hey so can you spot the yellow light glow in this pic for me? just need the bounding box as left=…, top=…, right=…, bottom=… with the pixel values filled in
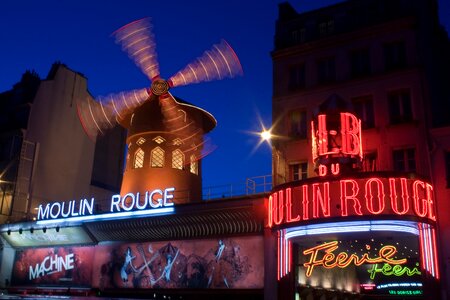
left=261, top=130, right=272, bottom=141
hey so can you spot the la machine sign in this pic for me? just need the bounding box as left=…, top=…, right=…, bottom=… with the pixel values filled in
left=268, top=175, right=436, bottom=227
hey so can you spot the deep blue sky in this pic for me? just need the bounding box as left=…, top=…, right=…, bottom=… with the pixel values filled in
left=1, top=0, right=449, bottom=189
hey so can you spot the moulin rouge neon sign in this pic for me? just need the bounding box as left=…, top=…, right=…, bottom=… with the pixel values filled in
left=268, top=176, right=436, bottom=227
left=303, top=241, right=406, bottom=277
left=37, top=187, right=175, bottom=221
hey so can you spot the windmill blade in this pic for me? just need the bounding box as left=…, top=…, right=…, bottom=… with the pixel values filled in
left=77, top=88, right=150, bottom=139
left=112, top=17, right=160, bottom=81
left=168, top=39, right=243, bottom=88
left=159, top=92, right=216, bottom=160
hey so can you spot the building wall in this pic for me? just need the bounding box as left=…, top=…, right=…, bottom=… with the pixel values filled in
left=271, top=0, right=450, bottom=298
left=0, top=64, right=125, bottom=222
left=23, top=65, right=96, bottom=215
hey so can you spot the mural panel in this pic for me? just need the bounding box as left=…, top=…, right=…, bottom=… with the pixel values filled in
left=93, top=236, right=264, bottom=289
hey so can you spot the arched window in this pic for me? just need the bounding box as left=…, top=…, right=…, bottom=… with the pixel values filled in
left=172, top=149, right=184, bottom=170
left=190, top=154, right=198, bottom=175
left=151, top=147, right=165, bottom=168
left=134, top=148, right=144, bottom=168
left=153, top=136, right=165, bottom=144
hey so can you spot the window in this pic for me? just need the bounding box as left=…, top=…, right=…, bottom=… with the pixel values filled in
left=151, top=147, right=164, bottom=168
left=172, top=149, right=184, bottom=170
left=288, top=109, right=307, bottom=138
left=352, top=96, right=374, bottom=129
left=292, top=28, right=306, bottom=44
left=318, top=18, right=334, bottom=36
left=384, top=41, right=406, bottom=70
left=317, top=57, right=336, bottom=84
left=388, top=89, right=412, bottom=124
left=136, top=137, right=146, bottom=145
left=288, top=64, right=305, bottom=90
left=362, top=151, right=377, bottom=172
left=393, top=148, right=416, bottom=172
left=153, top=136, right=165, bottom=144
left=350, top=48, right=371, bottom=77
left=290, top=163, right=308, bottom=181
left=134, top=148, right=144, bottom=169
left=190, top=154, right=198, bottom=175
left=173, top=138, right=183, bottom=146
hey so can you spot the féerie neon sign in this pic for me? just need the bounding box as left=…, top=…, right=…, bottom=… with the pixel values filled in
left=37, top=187, right=175, bottom=221
left=368, top=263, right=421, bottom=280
left=303, top=241, right=406, bottom=277
left=268, top=175, right=436, bottom=227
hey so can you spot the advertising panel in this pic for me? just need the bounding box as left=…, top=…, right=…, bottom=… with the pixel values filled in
left=2, top=227, right=94, bottom=248
left=12, top=246, right=94, bottom=286
left=92, top=236, right=264, bottom=289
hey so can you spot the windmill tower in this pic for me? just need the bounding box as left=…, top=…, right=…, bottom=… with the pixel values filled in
left=77, top=18, right=242, bottom=204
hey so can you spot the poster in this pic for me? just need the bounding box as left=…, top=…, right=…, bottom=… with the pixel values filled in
left=92, top=236, right=264, bottom=289
left=12, top=246, right=94, bottom=286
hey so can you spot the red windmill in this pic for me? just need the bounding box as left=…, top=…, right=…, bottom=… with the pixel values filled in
left=77, top=18, right=243, bottom=203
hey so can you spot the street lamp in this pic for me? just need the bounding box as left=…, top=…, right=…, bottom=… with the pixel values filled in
left=260, top=130, right=272, bottom=141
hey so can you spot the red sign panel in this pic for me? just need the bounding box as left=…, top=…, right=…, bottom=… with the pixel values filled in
left=12, top=246, right=94, bottom=286
left=268, top=175, right=436, bottom=227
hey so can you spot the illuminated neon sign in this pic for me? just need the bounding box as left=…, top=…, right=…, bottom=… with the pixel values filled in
left=37, top=187, right=175, bottom=221
left=389, top=290, right=423, bottom=296
left=302, top=241, right=406, bottom=277
left=268, top=175, right=436, bottom=228
left=368, top=263, right=420, bottom=280
left=311, top=112, right=363, bottom=176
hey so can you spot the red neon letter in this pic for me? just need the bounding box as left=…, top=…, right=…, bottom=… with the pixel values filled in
left=273, top=191, right=285, bottom=225
left=302, top=185, right=309, bottom=221
left=313, top=182, right=331, bottom=218
left=318, top=165, right=327, bottom=177
left=317, top=114, right=328, bottom=156
left=311, top=121, right=318, bottom=162
left=340, top=179, right=362, bottom=216
left=389, top=178, right=409, bottom=215
left=426, top=183, right=436, bottom=221
left=331, top=163, right=340, bottom=175
left=286, top=188, right=300, bottom=223
left=413, top=180, right=427, bottom=218
left=340, top=112, right=361, bottom=156
left=268, top=194, right=273, bottom=227
left=365, top=178, right=385, bottom=215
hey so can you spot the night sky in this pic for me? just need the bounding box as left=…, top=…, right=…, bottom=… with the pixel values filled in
left=1, top=0, right=449, bottom=190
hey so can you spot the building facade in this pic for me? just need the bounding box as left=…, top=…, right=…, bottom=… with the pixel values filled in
left=269, top=0, right=450, bottom=299
left=0, top=63, right=125, bottom=223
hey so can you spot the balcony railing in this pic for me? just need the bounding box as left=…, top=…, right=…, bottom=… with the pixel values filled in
left=203, top=174, right=272, bottom=200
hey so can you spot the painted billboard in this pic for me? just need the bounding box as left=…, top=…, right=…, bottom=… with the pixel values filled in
left=12, top=246, right=94, bottom=286
left=93, top=236, right=264, bottom=289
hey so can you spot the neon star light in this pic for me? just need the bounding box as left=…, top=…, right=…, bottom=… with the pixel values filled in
left=302, top=241, right=406, bottom=277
